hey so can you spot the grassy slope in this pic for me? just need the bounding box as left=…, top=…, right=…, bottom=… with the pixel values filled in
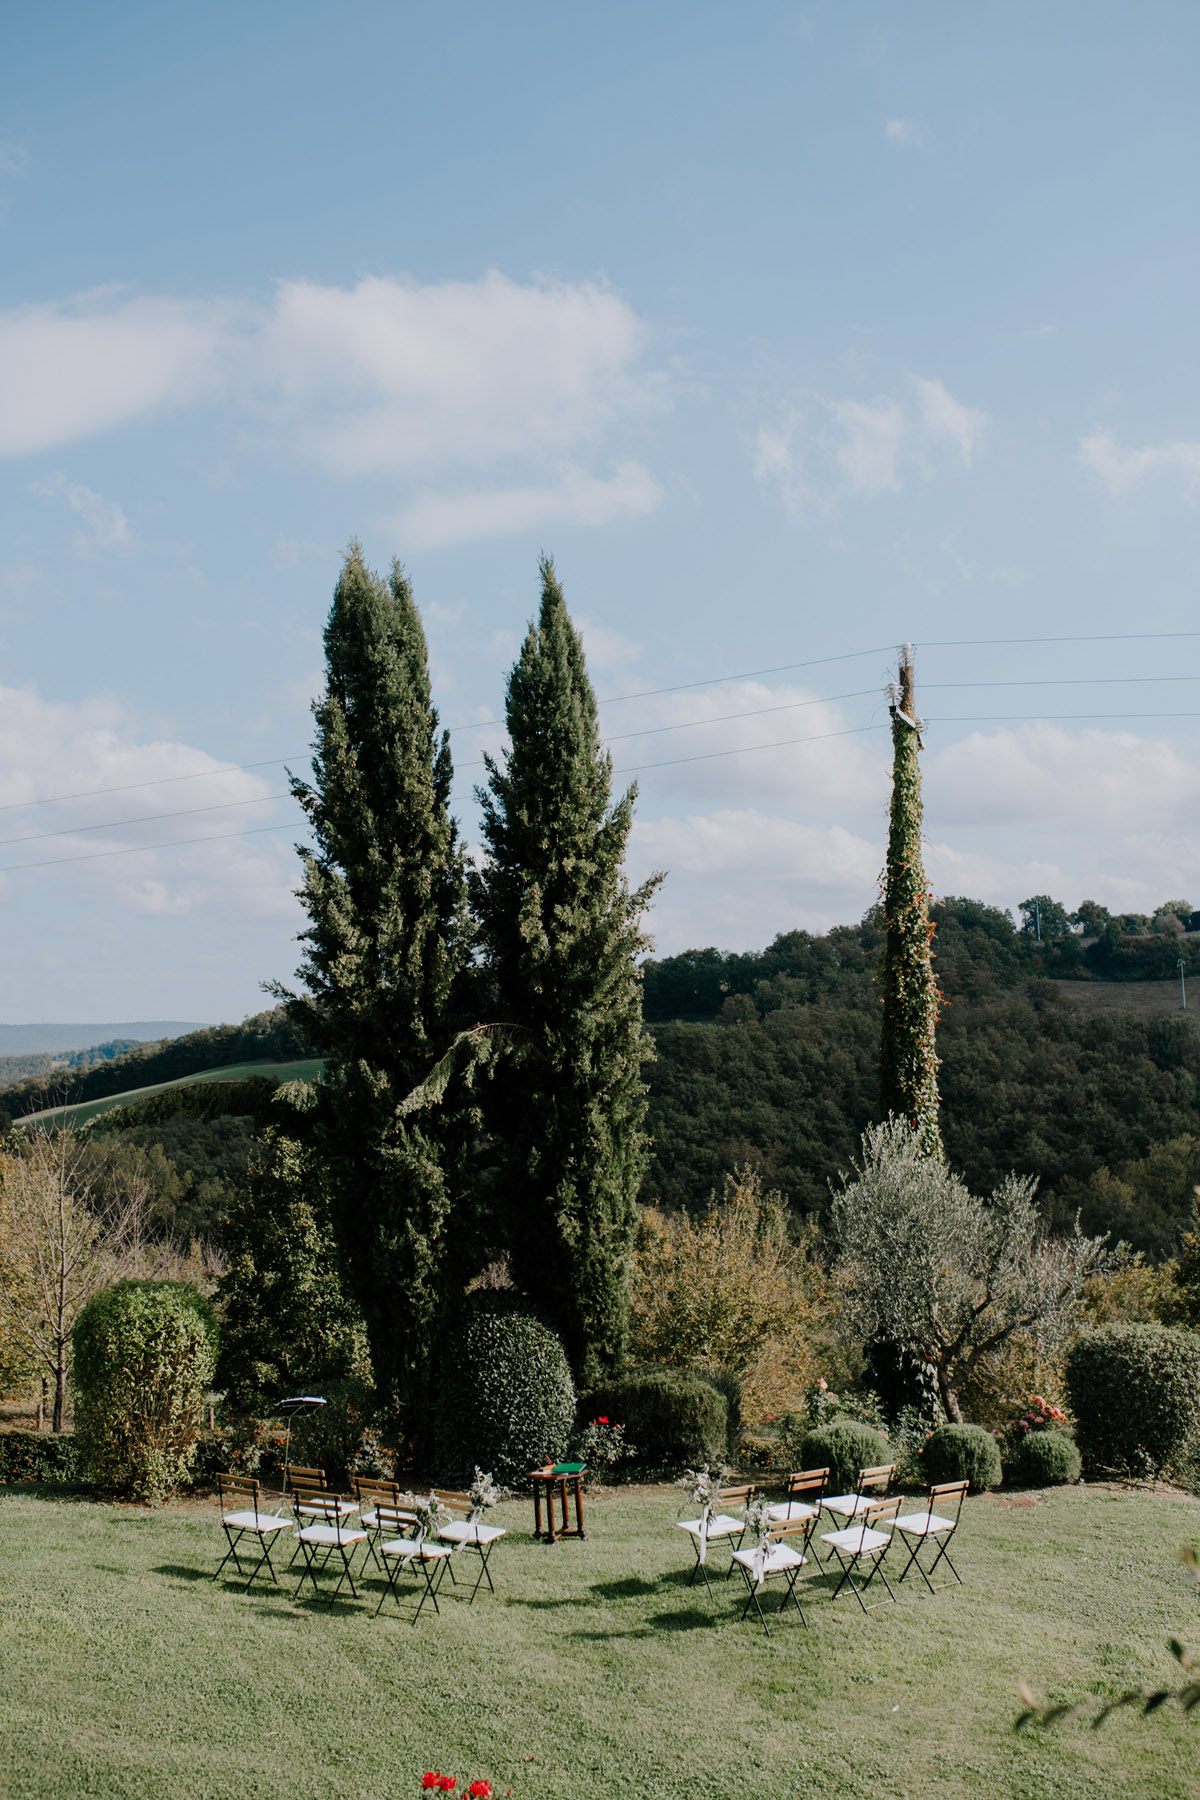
left=0, top=1484, right=1197, bottom=1800
left=19, top=1059, right=325, bottom=1127
left=1054, top=979, right=1198, bottom=1025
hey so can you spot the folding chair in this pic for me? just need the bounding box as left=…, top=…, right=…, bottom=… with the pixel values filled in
left=375, top=1504, right=455, bottom=1623
left=730, top=1520, right=814, bottom=1635
left=292, top=1492, right=369, bottom=1606
left=354, top=1477, right=417, bottom=1570
left=214, top=1474, right=293, bottom=1590
left=766, top=1467, right=829, bottom=1526
left=820, top=1496, right=901, bottom=1613
left=892, top=1480, right=968, bottom=1592
left=820, top=1462, right=895, bottom=1551
left=677, top=1484, right=754, bottom=1597
left=433, top=1489, right=506, bottom=1602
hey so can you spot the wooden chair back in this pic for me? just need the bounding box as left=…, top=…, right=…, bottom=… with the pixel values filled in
left=929, top=1480, right=968, bottom=1522
left=433, top=1489, right=472, bottom=1514
left=373, top=1501, right=418, bottom=1535
left=217, top=1473, right=262, bottom=1513
left=301, top=1493, right=347, bottom=1528
left=856, top=1463, right=895, bottom=1495
left=718, top=1483, right=754, bottom=1506
left=784, top=1468, right=828, bottom=1500
left=354, top=1476, right=401, bottom=1506
left=767, top=1518, right=812, bottom=1546
left=288, top=1465, right=326, bottom=1488
left=864, top=1496, right=901, bottom=1528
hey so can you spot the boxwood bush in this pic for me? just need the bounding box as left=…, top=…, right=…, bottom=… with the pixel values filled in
left=796, top=1420, right=891, bottom=1494
left=920, top=1423, right=1002, bottom=1491
left=1012, top=1430, right=1081, bottom=1487
left=435, top=1291, right=575, bottom=1486
left=1066, top=1321, right=1200, bottom=1477
left=584, top=1368, right=728, bottom=1470
left=0, top=1430, right=79, bottom=1486
left=73, top=1280, right=218, bottom=1502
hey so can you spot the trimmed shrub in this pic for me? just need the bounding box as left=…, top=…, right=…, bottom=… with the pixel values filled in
left=1012, top=1430, right=1081, bottom=1487
left=1066, top=1321, right=1200, bottom=1477
left=920, top=1423, right=1002, bottom=1491
left=796, top=1420, right=891, bottom=1494
left=584, top=1368, right=728, bottom=1470
left=435, top=1292, right=576, bottom=1486
left=73, top=1280, right=218, bottom=1502
left=0, top=1430, right=79, bottom=1486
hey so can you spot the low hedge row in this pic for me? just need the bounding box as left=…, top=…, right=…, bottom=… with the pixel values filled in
left=0, top=1430, right=80, bottom=1485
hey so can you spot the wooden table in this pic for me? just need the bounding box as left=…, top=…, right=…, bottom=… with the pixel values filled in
left=529, top=1466, right=588, bottom=1543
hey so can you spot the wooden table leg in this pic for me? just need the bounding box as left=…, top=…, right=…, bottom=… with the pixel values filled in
left=574, top=1477, right=587, bottom=1539
left=533, top=1481, right=544, bottom=1542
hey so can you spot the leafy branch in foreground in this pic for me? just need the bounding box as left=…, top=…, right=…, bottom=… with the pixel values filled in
left=1016, top=1546, right=1200, bottom=1729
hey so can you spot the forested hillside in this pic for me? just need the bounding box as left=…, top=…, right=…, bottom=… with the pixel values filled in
left=0, top=1008, right=311, bottom=1121
left=643, top=897, right=1200, bottom=1257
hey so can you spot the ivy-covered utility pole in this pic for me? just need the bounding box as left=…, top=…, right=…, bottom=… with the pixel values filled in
left=878, top=643, right=942, bottom=1155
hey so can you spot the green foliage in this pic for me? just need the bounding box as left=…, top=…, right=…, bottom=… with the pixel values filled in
left=1019, top=896, right=1076, bottom=942
left=584, top=1367, right=728, bottom=1469
left=920, top=1422, right=1002, bottom=1490
left=795, top=1419, right=891, bottom=1493
left=434, top=1291, right=576, bottom=1485
left=1065, top=1321, right=1200, bottom=1477
left=277, top=549, right=472, bottom=1439
left=2, top=1009, right=309, bottom=1121
left=215, top=1131, right=370, bottom=1414
left=0, top=1430, right=79, bottom=1485
left=72, top=1281, right=218, bottom=1501
left=1012, top=1430, right=1081, bottom=1486
left=473, top=558, right=659, bottom=1385
left=879, top=656, right=942, bottom=1154
left=1055, top=1137, right=1200, bottom=1262
left=0, top=1039, right=142, bottom=1092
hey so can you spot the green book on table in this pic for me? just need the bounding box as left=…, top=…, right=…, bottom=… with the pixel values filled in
left=548, top=1462, right=586, bottom=1475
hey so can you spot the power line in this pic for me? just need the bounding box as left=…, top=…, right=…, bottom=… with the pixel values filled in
left=0, top=821, right=308, bottom=875
left=0, top=791, right=292, bottom=851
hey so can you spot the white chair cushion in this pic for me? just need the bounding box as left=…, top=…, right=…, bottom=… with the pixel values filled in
left=731, top=1543, right=806, bottom=1574
left=380, top=1538, right=453, bottom=1562
left=296, top=1498, right=358, bottom=1517
left=893, top=1511, right=955, bottom=1536
left=361, top=1509, right=417, bottom=1530
left=820, top=1524, right=891, bottom=1555
left=222, top=1510, right=291, bottom=1534
left=823, top=1493, right=876, bottom=1518
left=438, top=1521, right=505, bottom=1545
left=677, top=1514, right=745, bottom=1540
left=297, top=1523, right=367, bottom=1547
left=765, top=1501, right=818, bottom=1523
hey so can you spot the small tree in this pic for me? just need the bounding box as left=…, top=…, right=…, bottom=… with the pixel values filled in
left=879, top=646, right=942, bottom=1154
left=0, top=1130, right=151, bottom=1430
left=832, top=1119, right=1109, bottom=1422
left=73, top=1280, right=218, bottom=1501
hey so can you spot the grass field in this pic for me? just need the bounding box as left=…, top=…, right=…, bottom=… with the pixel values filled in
left=18, top=1059, right=326, bottom=1127
left=1056, top=979, right=1196, bottom=1026
left=1, top=1483, right=1198, bottom=1800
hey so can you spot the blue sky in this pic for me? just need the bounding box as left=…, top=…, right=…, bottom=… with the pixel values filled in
left=2, top=2, right=1199, bottom=1020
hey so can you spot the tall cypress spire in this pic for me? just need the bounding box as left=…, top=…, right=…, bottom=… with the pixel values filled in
left=277, top=546, right=470, bottom=1434
left=473, top=556, right=661, bottom=1384
left=878, top=643, right=942, bottom=1155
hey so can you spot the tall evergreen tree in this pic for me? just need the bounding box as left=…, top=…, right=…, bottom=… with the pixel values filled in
left=879, top=644, right=942, bottom=1155
left=473, top=557, right=660, bottom=1385
left=275, top=547, right=470, bottom=1437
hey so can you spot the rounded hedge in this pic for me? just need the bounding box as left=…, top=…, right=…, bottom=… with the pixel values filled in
left=584, top=1368, right=728, bottom=1469
left=797, top=1420, right=891, bottom=1494
left=920, top=1423, right=1002, bottom=1491
left=1065, top=1321, right=1200, bottom=1477
left=435, top=1291, right=575, bottom=1486
left=1012, top=1430, right=1081, bottom=1487
left=73, top=1280, right=218, bottom=1502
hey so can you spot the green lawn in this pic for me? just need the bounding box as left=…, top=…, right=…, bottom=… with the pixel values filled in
left=18, top=1059, right=326, bottom=1127
left=0, top=1482, right=1197, bottom=1800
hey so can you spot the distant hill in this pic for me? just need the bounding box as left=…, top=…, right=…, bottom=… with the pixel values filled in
left=0, top=1022, right=208, bottom=1056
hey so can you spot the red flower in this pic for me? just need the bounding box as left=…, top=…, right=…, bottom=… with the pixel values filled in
left=438, top=1780, right=456, bottom=1793
left=421, top=1778, right=440, bottom=1791
left=467, top=1783, right=493, bottom=1798
left=595, top=1417, right=609, bottom=1425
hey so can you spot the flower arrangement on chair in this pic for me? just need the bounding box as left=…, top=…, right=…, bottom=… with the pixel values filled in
left=399, top=1491, right=454, bottom=1544
left=466, top=1468, right=510, bottom=1524
left=742, top=1492, right=775, bottom=1586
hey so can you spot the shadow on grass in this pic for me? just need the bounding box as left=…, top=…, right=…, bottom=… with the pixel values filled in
left=589, top=1576, right=659, bottom=1599
left=154, top=1563, right=215, bottom=1583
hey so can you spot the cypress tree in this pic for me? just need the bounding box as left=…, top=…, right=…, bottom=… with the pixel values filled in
left=473, top=556, right=660, bottom=1386
left=879, top=643, right=942, bottom=1155
left=276, top=547, right=470, bottom=1438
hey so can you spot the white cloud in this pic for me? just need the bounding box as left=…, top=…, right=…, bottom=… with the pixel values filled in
left=578, top=618, right=643, bottom=676
left=0, top=272, right=667, bottom=546
left=1079, top=427, right=1200, bottom=500
left=753, top=374, right=985, bottom=519
left=0, top=682, right=299, bottom=924
left=0, top=291, right=233, bottom=457
left=884, top=118, right=923, bottom=149
left=32, top=473, right=130, bottom=550
left=397, top=462, right=663, bottom=549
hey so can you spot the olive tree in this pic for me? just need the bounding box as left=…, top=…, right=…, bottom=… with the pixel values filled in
left=831, top=1118, right=1109, bottom=1422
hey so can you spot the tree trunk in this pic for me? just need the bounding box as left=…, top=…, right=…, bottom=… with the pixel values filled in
left=936, top=1362, right=962, bottom=1424
left=53, top=1350, right=67, bottom=1433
